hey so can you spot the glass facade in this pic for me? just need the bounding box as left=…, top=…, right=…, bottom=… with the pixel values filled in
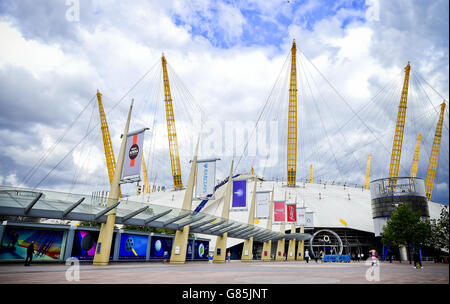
left=369, top=177, right=430, bottom=219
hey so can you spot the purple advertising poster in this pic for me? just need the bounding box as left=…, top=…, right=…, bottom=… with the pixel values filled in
left=232, top=180, right=247, bottom=208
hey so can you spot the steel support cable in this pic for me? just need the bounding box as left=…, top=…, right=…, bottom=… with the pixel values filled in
left=260, top=77, right=286, bottom=178
left=298, top=68, right=402, bottom=170
left=33, top=61, right=160, bottom=189
left=167, top=63, right=208, bottom=140
left=248, top=74, right=286, bottom=176
left=147, top=69, right=162, bottom=190
left=299, top=55, right=351, bottom=181
left=69, top=97, right=97, bottom=194
left=306, top=70, right=402, bottom=182
left=265, top=59, right=290, bottom=180
left=167, top=65, right=204, bottom=156
left=299, top=52, right=395, bottom=165
left=300, top=54, right=360, bottom=173
left=22, top=94, right=97, bottom=185
left=142, top=64, right=162, bottom=182
left=302, top=77, right=394, bottom=181
left=297, top=56, right=339, bottom=181
left=234, top=52, right=291, bottom=175
left=414, top=71, right=449, bottom=104
left=412, top=72, right=449, bottom=133
left=255, top=60, right=290, bottom=177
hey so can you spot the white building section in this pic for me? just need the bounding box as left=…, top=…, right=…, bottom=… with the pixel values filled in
left=128, top=175, right=446, bottom=252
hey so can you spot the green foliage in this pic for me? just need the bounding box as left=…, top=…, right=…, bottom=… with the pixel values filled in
left=428, top=207, right=449, bottom=252
left=122, top=225, right=195, bottom=237
left=381, top=203, right=431, bottom=248
left=79, top=221, right=102, bottom=228
left=122, top=225, right=176, bottom=235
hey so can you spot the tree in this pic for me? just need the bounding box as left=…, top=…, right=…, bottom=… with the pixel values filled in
left=428, top=206, right=449, bottom=255
left=381, top=203, right=431, bottom=263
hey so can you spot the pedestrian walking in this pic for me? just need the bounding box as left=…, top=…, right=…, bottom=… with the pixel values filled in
left=24, top=241, right=34, bottom=266
left=370, top=250, right=377, bottom=266
left=319, top=250, right=324, bottom=263
left=413, top=249, right=423, bottom=269
left=305, top=249, right=310, bottom=263
left=227, top=251, right=231, bottom=263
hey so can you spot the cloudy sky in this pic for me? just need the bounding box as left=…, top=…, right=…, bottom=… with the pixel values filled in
left=0, top=0, right=448, bottom=204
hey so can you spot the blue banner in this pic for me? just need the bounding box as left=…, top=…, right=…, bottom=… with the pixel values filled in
left=232, top=180, right=247, bottom=208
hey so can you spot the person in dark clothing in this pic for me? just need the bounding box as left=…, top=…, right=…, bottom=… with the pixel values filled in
left=25, top=242, right=34, bottom=266
left=413, top=249, right=422, bottom=269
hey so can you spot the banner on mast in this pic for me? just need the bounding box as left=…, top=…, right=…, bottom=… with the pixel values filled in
left=296, top=207, right=306, bottom=226
left=231, top=180, right=247, bottom=211
left=286, top=203, right=297, bottom=222
left=195, top=159, right=217, bottom=199
left=273, top=201, right=285, bottom=223
left=121, top=128, right=148, bottom=184
left=305, top=212, right=314, bottom=228
left=255, top=191, right=271, bottom=219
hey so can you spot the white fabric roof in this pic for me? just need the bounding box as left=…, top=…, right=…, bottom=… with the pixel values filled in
left=128, top=178, right=446, bottom=251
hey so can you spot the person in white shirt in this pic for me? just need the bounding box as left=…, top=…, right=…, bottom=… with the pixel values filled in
left=305, top=249, right=310, bottom=263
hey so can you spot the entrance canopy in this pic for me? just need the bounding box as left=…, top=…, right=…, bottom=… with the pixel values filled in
left=0, top=186, right=312, bottom=243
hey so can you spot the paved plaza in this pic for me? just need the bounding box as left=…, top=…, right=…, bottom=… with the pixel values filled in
left=0, top=260, right=448, bottom=284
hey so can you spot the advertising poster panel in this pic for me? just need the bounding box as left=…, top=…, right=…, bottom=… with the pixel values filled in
left=194, top=240, right=209, bottom=260
left=150, top=236, right=173, bottom=259
left=119, top=234, right=148, bottom=259
left=273, top=201, right=286, bottom=223
left=255, top=191, right=271, bottom=219
left=0, top=227, right=64, bottom=261
left=121, top=129, right=146, bottom=182
left=296, top=207, right=306, bottom=226
left=71, top=230, right=115, bottom=260
left=186, top=240, right=193, bottom=260
left=305, top=212, right=314, bottom=228
left=195, top=160, right=216, bottom=199
left=231, top=180, right=247, bottom=208
left=286, top=203, right=297, bottom=222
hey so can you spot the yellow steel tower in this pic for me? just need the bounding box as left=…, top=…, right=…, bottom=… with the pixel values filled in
left=287, top=40, right=298, bottom=187
left=161, top=54, right=183, bottom=190
left=96, top=90, right=122, bottom=198
left=97, top=90, right=117, bottom=185
left=410, top=134, right=421, bottom=178
left=141, top=153, right=150, bottom=194
left=424, top=102, right=446, bottom=201
left=364, top=153, right=371, bottom=189
left=388, top=62, right=411, bottom=181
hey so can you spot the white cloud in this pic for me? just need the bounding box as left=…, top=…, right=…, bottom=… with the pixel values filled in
left=0, top=0, right=447, bottom=203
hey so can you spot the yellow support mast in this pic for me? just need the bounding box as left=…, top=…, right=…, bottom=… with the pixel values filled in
left=364, top=153, right=371, bottom=189
left=388, top=62, right=411, bottom=183
left=309, top=164, right=313, bottom=184
left=287, top=40, right=298, bottom=187
left=96, top=90, right=122, bottom=198
left=161, top=54, right=183, bottom=190
left=410, top=134, right=421, bottom=178
left=141, top=153, right=150, bottom=194
left=425, top=102, right=446, bottom=201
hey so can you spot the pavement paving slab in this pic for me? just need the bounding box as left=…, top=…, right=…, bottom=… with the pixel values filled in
left=0, top=260, right=448, bottom=284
